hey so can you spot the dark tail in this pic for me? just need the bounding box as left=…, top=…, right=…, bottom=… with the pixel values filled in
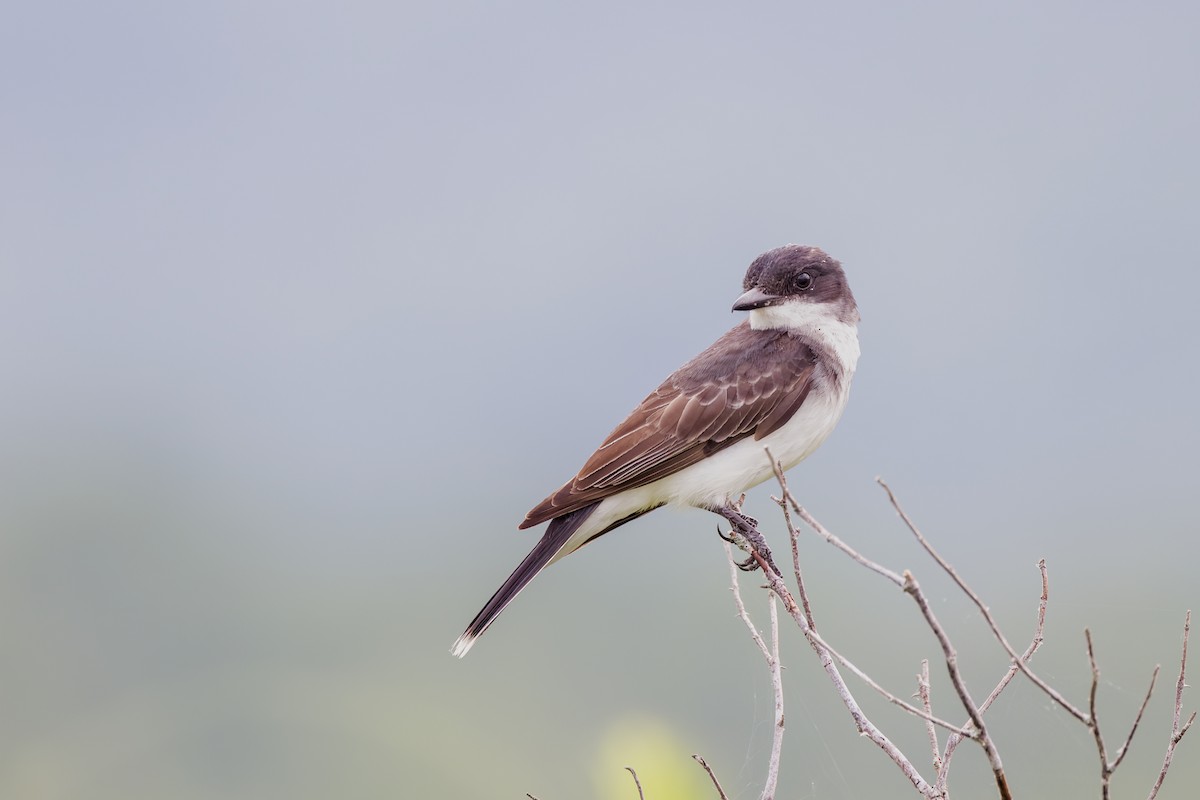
left=451, top=503, right=599, bottom=657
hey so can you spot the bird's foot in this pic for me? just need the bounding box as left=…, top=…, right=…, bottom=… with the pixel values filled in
left=716, top=524, right=760, bottom=571
left=712, top=506, right=781, bottom=576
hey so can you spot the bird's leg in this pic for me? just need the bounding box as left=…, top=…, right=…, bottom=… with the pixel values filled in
left=711, top=504, right=781, bottom=576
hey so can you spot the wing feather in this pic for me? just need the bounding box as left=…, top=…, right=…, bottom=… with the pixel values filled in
left=520, top=322, right=819, bottom=528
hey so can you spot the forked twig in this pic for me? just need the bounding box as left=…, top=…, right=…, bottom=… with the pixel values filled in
left=728, top=522, right=972, bottom=738
left=903, top=569, right=1011, bottom=799
left=937, top=560, right=1049, bottom=792
left=724, top=542, right=784, bottom=800
left=725, top=521, right=940, bottom=797
left=1087, top=629, right=1112, bottom=798
left=771, top=486, right=816, bottom=628
left=877, top=478, right=1091, bottom=726
left=768, top=457, right=1008, bottom=796
left=877, top=480, right=1194, bottom=797
left=1112, top=666, right=1159, bottom=771
left=716, top=453, right=1193, bottom=799
left=767, top=454, right=904, bottom=587
left=1148, top=610, right=1195, bottom=800
left=1084, top=626, right=1163, bottom=800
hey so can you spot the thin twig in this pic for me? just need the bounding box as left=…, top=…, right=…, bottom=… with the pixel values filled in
left=731, top=534, right=939, bottom=798
left=729, top=462, right=1192, bottom=800
left=624, top=767, right=645, bottom=800
left=938, top=560, right=1049, bottom=793
left=1175, top=611, right=1192, bottom=733
left=728, top=518, right=973, bottom=738
left=918, top=660, right=942, bottom=774
left=904, top=570, right=1011, bottom=800
left=724, top=543, right=784, bottom=800
left=767, top=455, right=970, bottom=734
left=1112, top=666, right=1159, bottom=770
left=809, top=620, right=974, bottom=737
left=692, top=755, right=731, bottom=800
left=766, top=594, right=783, bottom=800
left=766, top=456, right=983, bottom=743
left=768, top=456, right=904, bottom=587
left=877, top=478, right=1091, bottom=726
left=978, top=560, right=1050, bottom=714
left=726, top=541, right=772, bottom=662
left=1086, top=629, right=1112, bottom=799
left=1148, top=610, right=1195, bottom=800
left=764, top=450, right=816, bottom=629
left=785, top=513, right=817, bottom=628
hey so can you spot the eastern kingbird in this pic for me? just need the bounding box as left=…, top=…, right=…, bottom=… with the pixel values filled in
left=452, top=245, right=860, bottom=657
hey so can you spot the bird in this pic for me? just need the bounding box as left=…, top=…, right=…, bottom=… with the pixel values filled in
left=451, top=244, right=860, bottom=657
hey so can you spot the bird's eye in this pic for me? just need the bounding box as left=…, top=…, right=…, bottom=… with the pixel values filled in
left=795, top=272, right=813, bottom=291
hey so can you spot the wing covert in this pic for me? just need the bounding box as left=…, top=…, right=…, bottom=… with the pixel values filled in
left=520, top=323, right=818, bottom=528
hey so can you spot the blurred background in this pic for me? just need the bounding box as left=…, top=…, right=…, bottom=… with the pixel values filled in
left=3, top=1, right=1198, bottom=798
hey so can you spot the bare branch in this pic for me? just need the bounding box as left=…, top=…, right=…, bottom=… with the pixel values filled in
left=938, top=560, right=1049, bottom=793
left=726, top=542, right=772, bottom=663
left=735, top=491, right=974, bottom=738
left=904, top=570, right=1011, bottom=800
left=724, top=542, right=785, bottom=800
left=1112, top=666, right=1159, bottom=770
left=978, top=560, right=1050, bottom=714
left=624, top=767, right=645, bottom=800
left=1148, top=610, right=1195, bottom=800
left=764, top=450, right=815, bottom=628
left=773, top=573, right=937, bottom=794
left=918, top=660, right=942, bottom=775
left=765, top=594, right=783, bottom=800
left=692, top=755, right=730, bottom=800
left=712, top=458, right=1194, bottom=800
left=729, top=533, right=939, bottom=798
left=768, top=453, right=971, bottom=737
left=806, top=621, right=974, bottom=737
left=768, top=455, right=904, bottom=587
left=877, top=478, right=1091, bottom=726
left=1086, top=629, right=1112, bottom=799
left=1175, top=611, right=1192, bottom=733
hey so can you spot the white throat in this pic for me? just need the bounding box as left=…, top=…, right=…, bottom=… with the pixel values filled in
left=749, top=302, right=861, bottom=374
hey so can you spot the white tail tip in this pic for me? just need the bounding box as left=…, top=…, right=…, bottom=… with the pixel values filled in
left=450, top=633, right=477, bottom=658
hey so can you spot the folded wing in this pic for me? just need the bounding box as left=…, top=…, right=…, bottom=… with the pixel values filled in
left=521, top=322, right=817, bottom=528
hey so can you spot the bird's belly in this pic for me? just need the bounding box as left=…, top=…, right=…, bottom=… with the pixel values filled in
left=655, top=384, right=849, bottom=508
left=551, top=383, right=851, bottom=561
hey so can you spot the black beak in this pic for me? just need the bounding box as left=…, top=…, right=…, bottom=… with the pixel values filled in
left=732, top=287, right=784, bottom=311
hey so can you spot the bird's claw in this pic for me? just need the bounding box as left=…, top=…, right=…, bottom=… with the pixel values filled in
left=713, top=505, right=781, bottom=576
left=717, top=524, right=764, bottom=571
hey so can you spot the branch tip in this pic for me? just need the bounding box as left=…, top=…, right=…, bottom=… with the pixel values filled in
left=624, top=767, right=645, bottom=800
left=691, top=755, right=730, bottom=800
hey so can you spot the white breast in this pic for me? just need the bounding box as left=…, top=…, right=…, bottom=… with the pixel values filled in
left=750, top=302, right=861, bottom=373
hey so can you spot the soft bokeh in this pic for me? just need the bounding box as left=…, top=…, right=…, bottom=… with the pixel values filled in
left=3, top=1, right=1198, bottom=798
left=594, top=717, right=714, bottom=799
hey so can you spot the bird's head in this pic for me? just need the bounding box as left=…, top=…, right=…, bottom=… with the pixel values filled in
left=733, top=245, right=860, bottom=331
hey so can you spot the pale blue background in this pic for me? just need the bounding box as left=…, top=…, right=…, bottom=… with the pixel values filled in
left=2, top=1, right=1198, bottom=798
